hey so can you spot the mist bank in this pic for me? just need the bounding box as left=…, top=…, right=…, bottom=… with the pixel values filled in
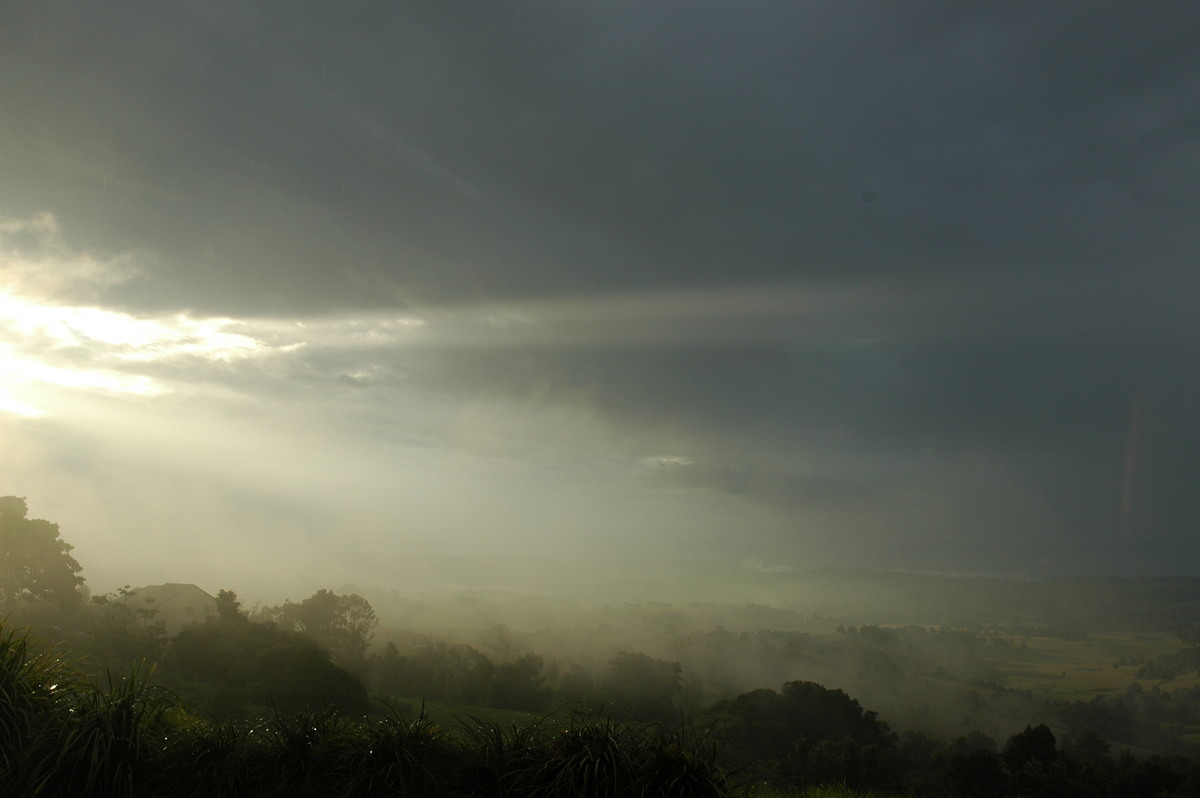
left=341, top=561, right=1200, bottom=638
left=9, top=494, right=1200, bottom=764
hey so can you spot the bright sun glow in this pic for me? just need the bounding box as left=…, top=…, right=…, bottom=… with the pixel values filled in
left=0, top=283, right=427, bottom=418
left=0, top=291, right=269, bottom=361
left=0, top=390, right=44, bottom=418
left=0, top=291, right=252, bottom=415
left=2, top=349, right=168, bottom=396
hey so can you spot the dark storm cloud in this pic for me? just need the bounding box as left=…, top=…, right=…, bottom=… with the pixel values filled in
left=392, top=2, right=1200, bottom=288
left=3, top=2, right=1199, bottom=575
left=6, top=2, right=1197, bottom=304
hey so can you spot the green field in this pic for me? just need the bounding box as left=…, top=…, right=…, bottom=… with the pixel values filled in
left=978, top=632, right=1186, bottom=700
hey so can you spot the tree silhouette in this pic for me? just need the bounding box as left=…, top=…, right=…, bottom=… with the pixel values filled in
left=0, top=496, right=84, bottom=610
left=168, top=616, right=368, bottom=718
left=599, top=651, right=681, bottom=721
left=215, top=588, right=245, bottom=622
left=266, top=589, right=377, bottom=672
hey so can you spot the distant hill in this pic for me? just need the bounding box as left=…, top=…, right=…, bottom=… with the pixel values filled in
left=368, top=556, right=1200, bottom=636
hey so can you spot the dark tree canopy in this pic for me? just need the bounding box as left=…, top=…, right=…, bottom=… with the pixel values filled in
left=710, top=680, right=897, bottom=762
left=599, top=651, right=682, bottom=721
left=0, top=497, right=85, bottom=610
left=265, top=589, right=378, bottom=670
left=371, top=639, right=494, bottom=705
left=166, top=615, right=369, bottom=718
left=214, top=588, right=245, bottom=622
left=490, top=652, right=552, bottom=711
left=707, top=680, right=900, bottom=791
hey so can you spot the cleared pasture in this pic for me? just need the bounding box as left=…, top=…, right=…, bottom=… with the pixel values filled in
left=975, top=633, right=1187, bottom=700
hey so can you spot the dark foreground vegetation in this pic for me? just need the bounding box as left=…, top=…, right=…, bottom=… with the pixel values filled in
left=6, top=497, right=1200, bottom=796
left=6, top=622, right=1200, bottom=798
left=3, top=620, right=725, bottom=797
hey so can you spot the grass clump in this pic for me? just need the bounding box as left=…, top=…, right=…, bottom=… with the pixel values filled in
left=2, top=628, right=177, bottom=798
left=2, top=618, right=732, bottom=796
left=0, top=622, right=77, bottom=747
left=734, top=786, right=897, bottom=798
left=455, top=709, right=728, bottom=797
left=335, top=706, right=459, bottom=797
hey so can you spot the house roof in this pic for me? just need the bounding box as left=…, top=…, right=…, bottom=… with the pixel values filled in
left=123, top=583, right=216, bottom=607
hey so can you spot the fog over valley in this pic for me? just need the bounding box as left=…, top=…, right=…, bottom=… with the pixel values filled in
left=4, top=4, right=1200, bottom=795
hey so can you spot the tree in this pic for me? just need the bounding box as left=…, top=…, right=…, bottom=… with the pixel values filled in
left=265, top=589, right=377, bottom=671
left=491, top=652, right=552, bottom=711
left=85, top=586, right=167, bottom=668
left=0, top=497, right=84, bottom=610
left=166, top=616, right=369, bottom=718
left=1003, top=723, right=1058, bottom=773
left=599, top=651, right=682, bottom=721
left=1002, top=723, right=1067, bottom=796
left=214, top=589, right=245, bottom=622
left=706, top=680, right=899, bottom=788
left=238, top=639, right=368, bottom=716
left=367, top=639, right=495, bottom=704
left=557, top=663, right=595, bottom=704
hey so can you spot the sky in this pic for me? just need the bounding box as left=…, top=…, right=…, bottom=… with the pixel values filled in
left=2, top=1, right=1199, bottom=597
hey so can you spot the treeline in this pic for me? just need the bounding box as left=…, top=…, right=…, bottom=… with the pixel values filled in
left=1, top=620, right=727, bottom=797
left=1128, top=647, right=1200, bottom=680
left=703, top=682, right=1200, bottom=796
left=1049, top=683, right=1200, bottom=757
left=21, top=583, right=686, bottom=727
left=7, top=615, right=1200, bottom=797
left=24, top=582, right=1200, bottom=761
left=6, top=498, right=1200, bottom=794
left=403, top=613, right=1200, bottom=757
left=370, top=637, right=685, bottom=722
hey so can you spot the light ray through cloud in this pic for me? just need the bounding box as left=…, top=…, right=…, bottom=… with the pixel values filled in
left=3, top=0, right=1199, bottom=588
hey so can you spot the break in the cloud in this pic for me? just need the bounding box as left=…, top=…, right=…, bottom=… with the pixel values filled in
left=0, top=213, right=142, bottom=302
left=0, top=217, right=781, bottom=593
left=2, top=2, right=1199, bottom=592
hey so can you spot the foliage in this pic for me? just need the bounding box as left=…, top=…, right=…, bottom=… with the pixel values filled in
left=214, top=589, right=245, bottom=623
left=599, top=650, right=683, bottom=722
left=733, top=787, right=894, bottom=798
left=370, top=638, right=495, bottom=705
left=557, top=662, right=595, bottom=704
left=8, top=615, right=1200, bottom=796
left=85, top=586, right=169, bottom=670
left=1048, top=682, right=1200, bottom=756
left=0, top=496, right=85, bottom=610
left=490, top=652, right=553, bottom=711
left=0, top=622, right=79, bottom=759
left=1135, top=645, right=1200, bottom=680
left=262, top=589, right=377, bottom=672
left=1, top=622, right=178, bottom=797
left=29, top=664, right=179, bottom=796
left=708, top=680, right=897, bottom=784
left=453, top=709, right=728, bottom=798
left=164, top=616, right=369, bottom=719
left=2, top=619, right=731, bottom=796
left=342, top=706, right=461, bottom=796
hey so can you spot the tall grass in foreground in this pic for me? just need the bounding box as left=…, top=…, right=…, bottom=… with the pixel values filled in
left=152, top=707, right=729, bottom=797
left=3, top=619, right=732, bottom=796
left=2, top=622, right=178, bottom=798
left=735, top=786, right=902, bottom=798
left=0, top=622, right=77, bottom=748
left=458, top=710, right=727, bottom=797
